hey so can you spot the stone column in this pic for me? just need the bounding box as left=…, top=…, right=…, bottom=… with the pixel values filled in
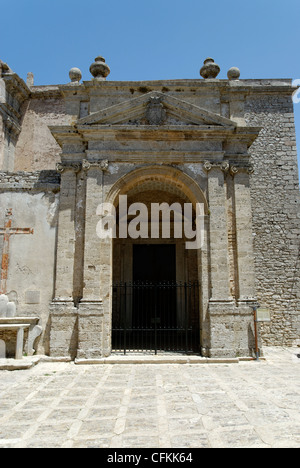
left=50, top=163, right=79, bottom=359
left=77, top=159, right=110, bottom=360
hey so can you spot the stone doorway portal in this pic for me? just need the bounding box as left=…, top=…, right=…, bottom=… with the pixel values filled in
left=109, top=166, right=207, bottom=356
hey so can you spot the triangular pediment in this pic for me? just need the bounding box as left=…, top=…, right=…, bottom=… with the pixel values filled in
left=77, top=91, right=236, bottom=128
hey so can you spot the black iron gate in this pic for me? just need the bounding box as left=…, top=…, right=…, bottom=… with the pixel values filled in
left=112, top=281, right=200, bottom=354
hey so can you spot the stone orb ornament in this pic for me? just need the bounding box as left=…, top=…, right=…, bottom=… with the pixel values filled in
left=227, top=67, right=241, bottom=81
left=90, top=56, right=111, bottom=80
left=200, top=58, right=221, bottom=79
left=0, top=294, right=16, bottom=318
left=0, top=295, right=8, bottom=317
left=69, top=67, right=82, bottom=83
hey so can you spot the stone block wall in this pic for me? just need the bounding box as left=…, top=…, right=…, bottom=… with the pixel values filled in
left=245, top=94, right=300, bottom=346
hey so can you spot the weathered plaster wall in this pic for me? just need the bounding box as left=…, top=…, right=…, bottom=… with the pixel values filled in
left=14, top=89, right=67, bottom=171
left=0, top=173, right=60, bottom=354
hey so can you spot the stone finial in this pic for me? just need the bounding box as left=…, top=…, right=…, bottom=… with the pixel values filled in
left=90, top=55, right=110, bottom=81
left=227, top=67, right=241, bottom=81
left=200, top=58, right=220, bottom=79
left=69, top=67, right=82, bottom=83
left=27, top=72, right=34, bottom=88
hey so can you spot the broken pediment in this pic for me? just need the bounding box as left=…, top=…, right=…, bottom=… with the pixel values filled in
left=76, top=91, right=236, bottom=128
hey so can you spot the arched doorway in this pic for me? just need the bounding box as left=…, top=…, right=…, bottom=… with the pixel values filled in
left=106, top=166, right=208, bottom=355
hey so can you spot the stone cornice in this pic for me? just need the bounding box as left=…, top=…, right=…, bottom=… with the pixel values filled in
left=74, top=124, right=261, bottom=147
left=0, top=105, right=22, bottom=139
left=2, top=73, right=30, bottom=103
left=0, top=73, right=30, bottom=141
left=30, top=85, right=62, bottom=100
left=49, top=122, right=261, bottom=153
left=76, top=124, right=237, bottom=139
left=80, top=78, right=295, bottom=94
left=86, top=150, right=226, bottom=164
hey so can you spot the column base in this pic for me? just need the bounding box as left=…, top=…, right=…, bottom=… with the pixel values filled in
left=77, top=301, right=109, bottom=360
left=208, top=300, right=258, bottom=358
left=50, top=301, right=78, bottom=360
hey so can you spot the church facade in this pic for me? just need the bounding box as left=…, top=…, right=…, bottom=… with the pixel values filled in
left=0, top=56, right=299, bottom=360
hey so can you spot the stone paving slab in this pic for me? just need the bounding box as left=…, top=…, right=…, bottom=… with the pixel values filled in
left=0, top=347, right=299, bottom=448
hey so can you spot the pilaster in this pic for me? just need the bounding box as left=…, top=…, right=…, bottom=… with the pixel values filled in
left=50, top=162, right=80, bottom=359
left=53, top=163, right=80, bottom=301
left=81, top=159, right=109, bottom=301
left=204, top=160, right=257, bottom=358
left=77, top=159, right=111, bottom=359
left=232, top=166, right=256, bottom=302
left=205, top=161, right=232, bottom=301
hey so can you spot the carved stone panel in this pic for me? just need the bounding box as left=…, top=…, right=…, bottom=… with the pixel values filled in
left=145, top=97, right=167, bottom=125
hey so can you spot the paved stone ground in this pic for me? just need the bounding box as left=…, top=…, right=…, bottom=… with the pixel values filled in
left=0, top=347, right=299, bottom=448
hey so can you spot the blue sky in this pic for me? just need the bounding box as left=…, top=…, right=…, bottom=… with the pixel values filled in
left=1, top=0, right=300, bottom=180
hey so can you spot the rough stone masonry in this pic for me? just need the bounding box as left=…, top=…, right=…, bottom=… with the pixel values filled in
left=0, top=55, right=299, bottom=360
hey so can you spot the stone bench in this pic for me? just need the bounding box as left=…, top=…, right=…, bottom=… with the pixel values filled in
left=0, top=317, right=42, bottom=359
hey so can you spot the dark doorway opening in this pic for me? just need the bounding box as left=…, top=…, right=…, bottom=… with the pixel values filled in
left=112, top=244, right=201, bottom=354
left=133, top=244, right=176, bottom=282
left=133, top=244, right=177, bottom=330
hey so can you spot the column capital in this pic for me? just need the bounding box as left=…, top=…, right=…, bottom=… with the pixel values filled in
left=230, top=164, right=254, bottom=176
left=56, top=162, right=81, bottom=174
left=204, top=161, right=254, bottom=176
left=204, top=161, right=230, bottom=173
left=82, top=159, right=109, bottom=172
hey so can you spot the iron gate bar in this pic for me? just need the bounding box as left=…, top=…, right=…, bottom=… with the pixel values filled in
left=112, top=281, right=200, bottom=355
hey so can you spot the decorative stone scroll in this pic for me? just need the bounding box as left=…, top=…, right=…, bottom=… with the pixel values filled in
left=82, top=159, right=109, bottom=172
left=56, top=162, right=81, bottom=174
left=56, top=160, right=109, bottom=174
left=203, top=161, right=230, bottom=173
left=229, top=164, right=254, bottom=175
left=203, top=161, right=254, bottom=175
left=27, top=325, right=43, bottom=356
